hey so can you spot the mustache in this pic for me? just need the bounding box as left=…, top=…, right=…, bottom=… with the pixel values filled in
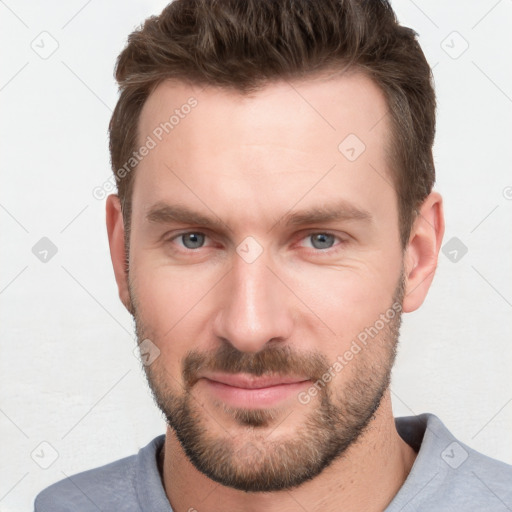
left=182, top=343, right=330, bottom=388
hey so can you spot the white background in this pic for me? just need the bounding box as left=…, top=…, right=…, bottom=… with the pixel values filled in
left=1, top=1, right=511, bottom=510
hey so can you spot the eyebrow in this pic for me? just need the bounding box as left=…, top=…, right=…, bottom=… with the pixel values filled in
left=280, top=202, right=371, bottom=227
left=147, top=203, right=226, bottom=230
left=146, top=200, right=371, bottom=230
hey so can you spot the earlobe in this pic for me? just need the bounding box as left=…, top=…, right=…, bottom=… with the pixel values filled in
left=106, top=194, right=132, bottom=314
left=402, top=192, right=445, bottom=313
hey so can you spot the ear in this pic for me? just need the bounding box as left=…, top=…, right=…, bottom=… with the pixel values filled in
left=106, top=194, right=132, bottom=313
left=402, top=191, right=445, bottom=313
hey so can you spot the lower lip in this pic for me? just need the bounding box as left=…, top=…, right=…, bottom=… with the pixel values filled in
left=200, top=378, right=310, bottom=408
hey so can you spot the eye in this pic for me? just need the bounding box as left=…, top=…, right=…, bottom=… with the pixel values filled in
left=176, top=232, right=206, bottom=249
left=301, top=232, right=342, bottom=251
left=309, top=233, right=335, bottom=250
left=167, top=231, right=343, bottom=254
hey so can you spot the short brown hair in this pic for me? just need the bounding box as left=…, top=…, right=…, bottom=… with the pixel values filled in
left=109, top=0, right=436, bottom=247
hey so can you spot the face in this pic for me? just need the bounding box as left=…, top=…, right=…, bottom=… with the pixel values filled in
left=125, top=73, right=406, bottom=491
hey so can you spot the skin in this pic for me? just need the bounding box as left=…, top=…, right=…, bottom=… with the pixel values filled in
left=106, top=72, right=444, bottom=511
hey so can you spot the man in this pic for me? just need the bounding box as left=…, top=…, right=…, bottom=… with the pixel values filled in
left=34, top=0, right=512, bottom=510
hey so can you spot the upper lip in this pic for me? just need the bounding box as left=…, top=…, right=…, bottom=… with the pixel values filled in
left=201, top=372, right=310, bottom=389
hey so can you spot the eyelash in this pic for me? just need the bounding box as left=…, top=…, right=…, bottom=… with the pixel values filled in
left=165, top=231, right=346, bottom=255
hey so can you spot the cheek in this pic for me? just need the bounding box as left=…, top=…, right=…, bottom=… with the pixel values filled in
left=131, top=264, right=221, bottom=353
left=281, top=257, right=402, bottom=348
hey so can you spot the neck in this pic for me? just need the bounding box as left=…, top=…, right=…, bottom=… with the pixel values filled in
left=161, top=391, right=416, bottom=512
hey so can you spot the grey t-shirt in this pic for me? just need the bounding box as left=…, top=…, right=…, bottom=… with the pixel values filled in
left=34, top=413, right=512, bottom=511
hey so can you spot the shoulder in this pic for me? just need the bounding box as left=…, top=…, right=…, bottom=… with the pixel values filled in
left=391, top=414, right=512, bottom=510
left=34, top=454, right=139, bottom=512
left=438, top=438, right=512, bottom=503
left=34, top=435, right=165, bottom=512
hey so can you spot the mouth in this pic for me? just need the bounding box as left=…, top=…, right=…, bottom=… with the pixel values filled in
left=198, top=372, right=311, bottom=409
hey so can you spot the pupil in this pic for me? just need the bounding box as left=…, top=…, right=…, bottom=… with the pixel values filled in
left=312, top=233, right=334, bottom=250
left=183, top=233, right=204, bottom=249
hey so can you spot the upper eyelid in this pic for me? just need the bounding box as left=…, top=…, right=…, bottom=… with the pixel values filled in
left=166, top=230, right=346, bottom=249
left=298, top=232, right=345, bottom=248
left=164, top=229, right=212, bottom=240
left=166, top=229, right=341, bottom=239
left=165, top=230, right=212, bottom=246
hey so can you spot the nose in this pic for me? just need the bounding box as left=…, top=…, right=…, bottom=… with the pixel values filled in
left=212, top=251, right=294, bottom=353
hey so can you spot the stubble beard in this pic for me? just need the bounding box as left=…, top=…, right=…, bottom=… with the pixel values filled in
left=131, top=276, right=405, bottom=492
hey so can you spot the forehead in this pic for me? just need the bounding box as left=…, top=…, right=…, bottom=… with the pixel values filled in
left=139, top=71, right=389, bottom=151
left=133, top=72, right=395, bottom=231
